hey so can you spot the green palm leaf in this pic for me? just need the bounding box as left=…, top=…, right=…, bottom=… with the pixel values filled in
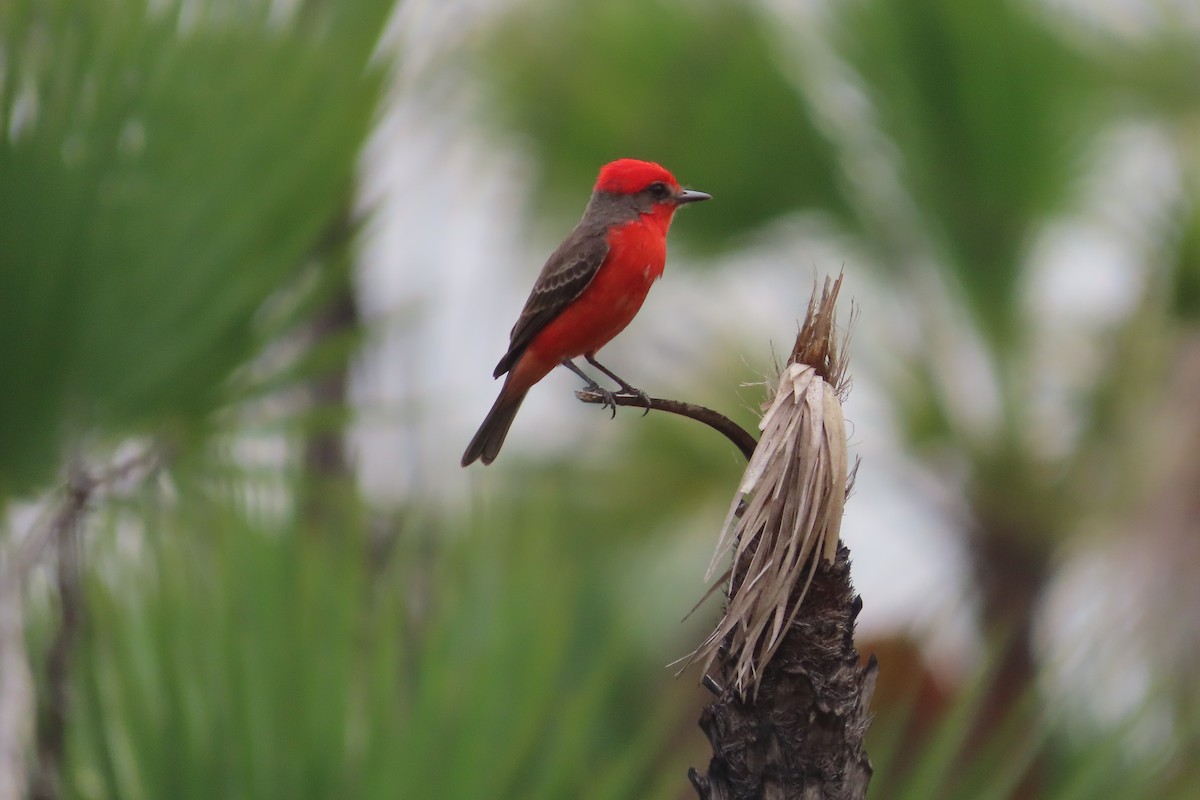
left=0, top=0, right=391, bottom=495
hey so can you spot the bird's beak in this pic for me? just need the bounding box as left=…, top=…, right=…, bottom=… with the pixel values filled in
left=675, top=189, right=712, bottom=205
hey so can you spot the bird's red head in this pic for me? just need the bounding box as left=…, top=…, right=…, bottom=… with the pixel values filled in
left=592, top=158, right=712, bottom=214
left=594, top=159, right=679, bottom=195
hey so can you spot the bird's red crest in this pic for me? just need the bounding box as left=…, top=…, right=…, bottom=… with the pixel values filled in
left=594, top=159, right=679, bottom=195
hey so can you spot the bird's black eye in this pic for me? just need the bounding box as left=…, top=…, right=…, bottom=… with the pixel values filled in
left=648, top=182, right=671, bottom=200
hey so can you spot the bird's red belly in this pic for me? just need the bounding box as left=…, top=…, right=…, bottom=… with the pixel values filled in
left=526, top=229, right=665, bottom=367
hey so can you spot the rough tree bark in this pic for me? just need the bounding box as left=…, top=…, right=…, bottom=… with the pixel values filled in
left=691, top=545, right=876, bottom=800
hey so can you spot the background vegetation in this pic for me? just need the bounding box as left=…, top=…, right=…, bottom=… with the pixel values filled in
left=2, top=0, right=1198, bottom=798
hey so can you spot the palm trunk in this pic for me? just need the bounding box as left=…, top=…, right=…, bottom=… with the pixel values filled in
left=690, top=544, right=876, bottom=800
left=688, top=276, right=874, bottom=800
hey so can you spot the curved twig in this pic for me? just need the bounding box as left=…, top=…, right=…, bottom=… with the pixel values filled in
left=574, top=390, right=757, bottom=462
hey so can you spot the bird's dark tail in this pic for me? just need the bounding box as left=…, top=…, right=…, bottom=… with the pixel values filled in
left=461, top=385, right=529, bottom=466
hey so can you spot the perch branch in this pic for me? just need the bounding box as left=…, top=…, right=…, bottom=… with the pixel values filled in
left=574, top=390, right=757, bottom=462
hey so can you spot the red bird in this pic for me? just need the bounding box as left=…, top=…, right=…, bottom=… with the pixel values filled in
left=462, top=159, right=710, bottom=466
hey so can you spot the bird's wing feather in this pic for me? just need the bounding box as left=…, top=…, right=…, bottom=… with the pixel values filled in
left=493, top=226, right=609, bottom=378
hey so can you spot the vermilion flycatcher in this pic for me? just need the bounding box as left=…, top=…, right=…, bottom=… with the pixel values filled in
left=461, top=158, right=710, bottom=466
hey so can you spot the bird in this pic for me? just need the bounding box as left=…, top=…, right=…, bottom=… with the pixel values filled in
left=461, top=158, right=710, bottom=466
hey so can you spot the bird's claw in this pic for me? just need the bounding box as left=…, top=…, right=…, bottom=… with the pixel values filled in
left=617, top=386, right=652, bottom=416
left=579, top=380, right=650, bottom=419
left=584, top=382, right=619, bottom=418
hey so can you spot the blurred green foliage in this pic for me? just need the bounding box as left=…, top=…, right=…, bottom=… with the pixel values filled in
left=0, top=0, right=388, bottom=496
left=1169, top=208, right=1200, bottom=320
left=25, top=486, right=690, bottom=800
left=836, top=0, right=1103, bottom=349
left=866, top=646, right=1200, bottom=800
left=480, top=0, right=850, bottom=250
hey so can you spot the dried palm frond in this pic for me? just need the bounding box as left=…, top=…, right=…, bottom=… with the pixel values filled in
left=693, top=274, right=853, bottom=696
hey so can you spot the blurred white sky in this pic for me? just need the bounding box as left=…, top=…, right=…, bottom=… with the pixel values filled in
left=350, top=0, right=1186, bottom=689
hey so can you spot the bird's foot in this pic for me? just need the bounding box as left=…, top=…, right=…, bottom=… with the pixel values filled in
left=582, top=356, right=651, bottom=416
left=615, top=384, right=652, bottom=416
left=583, top=382, right=620, bottom=419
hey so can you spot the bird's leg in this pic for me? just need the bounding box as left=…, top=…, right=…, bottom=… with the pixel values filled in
left=585, top=354, right=651, bottom=416
left=561, top=359, right=618, bottom=418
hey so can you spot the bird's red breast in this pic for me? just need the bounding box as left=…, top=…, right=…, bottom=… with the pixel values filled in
left=523, top=216, right=668, bottom=375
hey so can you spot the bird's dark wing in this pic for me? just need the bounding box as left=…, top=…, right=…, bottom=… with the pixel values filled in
left=493, top=225, right=609, bottom=378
